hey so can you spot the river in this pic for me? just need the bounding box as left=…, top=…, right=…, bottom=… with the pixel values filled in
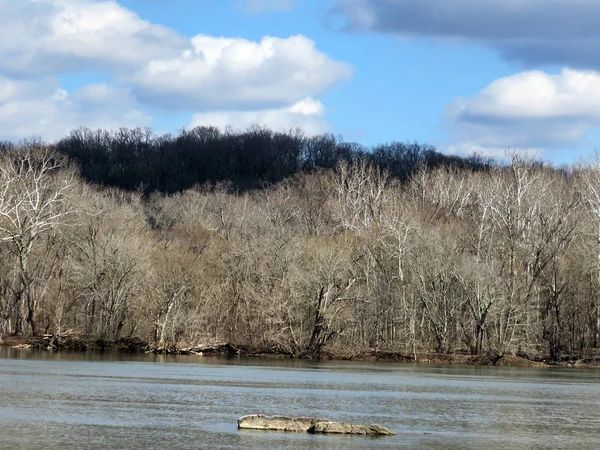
left=0, top=348, right=599, bottom=449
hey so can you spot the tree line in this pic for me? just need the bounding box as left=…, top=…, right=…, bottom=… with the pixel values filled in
left=0, top=127, right=598, bottom=362
left=43, top=126, right=492, bottom=193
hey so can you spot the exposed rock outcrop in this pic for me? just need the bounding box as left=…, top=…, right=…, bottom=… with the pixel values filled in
left=237, top=415, right=395, bottom=436
left=238, top=415, right=326, bottom=432
left=308, top=421, right=396, bottom=436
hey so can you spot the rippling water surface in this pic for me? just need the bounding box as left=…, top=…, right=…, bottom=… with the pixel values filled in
left=1, top=347, right=599, bottom=449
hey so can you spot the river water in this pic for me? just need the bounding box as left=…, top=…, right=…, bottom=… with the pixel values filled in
left=0, top=348, right=599, bottom=449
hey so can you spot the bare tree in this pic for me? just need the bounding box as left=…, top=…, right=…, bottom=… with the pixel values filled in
left=68, top=188, right=149, bottom=340
left=575, top=153, right=600, bottom=349
left=332, top=159, right=389, bottom=231
left=146, top=225, right=208, bottom=348
left=0, top=147, right=73, bottom=335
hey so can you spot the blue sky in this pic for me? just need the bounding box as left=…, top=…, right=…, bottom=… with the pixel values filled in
left=1, top=0, right=599, bottom=164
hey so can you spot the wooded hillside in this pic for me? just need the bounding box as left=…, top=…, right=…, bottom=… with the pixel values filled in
left=0, top=127, right=597, bottom=362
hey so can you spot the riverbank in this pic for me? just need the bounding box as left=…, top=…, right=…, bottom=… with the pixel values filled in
left=2, top=334, right=599, bottom=368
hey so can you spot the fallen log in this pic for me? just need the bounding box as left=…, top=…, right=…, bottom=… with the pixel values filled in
left=238, top=414, right=395, bottom=436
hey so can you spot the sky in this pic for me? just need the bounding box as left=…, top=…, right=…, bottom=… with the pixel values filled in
left=1, top=0, right=600, bottom=164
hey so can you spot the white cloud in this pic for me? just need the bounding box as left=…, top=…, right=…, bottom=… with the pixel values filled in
left=188, top=98, right=330, bottom=134
left=236, top=0, right=299, bottom=12
left=330, top=0, right=600, bottom=68
left=0, top=0, right=187, bottom=76
left=446, top=68, right=600, bottom=152
left=454, top=70, right=600, bottom=120
left=0, top=77, right=151, bottom=142
left=130, top=34, right=352, bottom=110
left=0, top=76, right=48, bottom=103
left=0, top=0, right=350, bottom=140
left=0, top=0, right=350, bottom=108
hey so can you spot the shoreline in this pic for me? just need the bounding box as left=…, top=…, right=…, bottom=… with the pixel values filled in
left=2, top=335, right=599, bottom=368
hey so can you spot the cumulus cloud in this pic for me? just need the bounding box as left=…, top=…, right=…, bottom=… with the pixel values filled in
left=329, top=0, right=600, bottom=68
left=130, top=34, right=352, bottom=110
left=236, top=0, right=299, bottom=12
left=0, top=0, right=350, bottom=140
left=189, top=98, right=330, bottom=134
left=0, top=0, right=187, bottom=77
left=1, top=0, right=349, bottom=110
left=0, top=76, right=151, bottom=142
left=446, top=68, right=600, bottom=153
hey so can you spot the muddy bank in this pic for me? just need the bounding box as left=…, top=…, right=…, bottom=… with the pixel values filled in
left=340, top=350, right=600, bottom=368
left=2, top=335, right=599, bottom=368
left=1, top=334, right=256, bottom=357
left=1, top=335, right=150, bottom=353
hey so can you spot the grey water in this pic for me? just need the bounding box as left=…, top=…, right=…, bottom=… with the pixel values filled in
left=0, top=348, right=599, bottom=449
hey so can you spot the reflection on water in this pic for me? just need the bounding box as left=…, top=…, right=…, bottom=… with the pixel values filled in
left=0, top=347, right=599, bottom=449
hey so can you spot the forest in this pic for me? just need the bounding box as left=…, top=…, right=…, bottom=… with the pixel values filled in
left=0, top=125, right=598, bottom=363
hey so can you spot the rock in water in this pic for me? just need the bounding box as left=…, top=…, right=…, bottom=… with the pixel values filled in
left=308, top=421, right=396, bottom=436
left=237, top=415, right=326, bottom=432
left=237, top=415, right=395, bottom=436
